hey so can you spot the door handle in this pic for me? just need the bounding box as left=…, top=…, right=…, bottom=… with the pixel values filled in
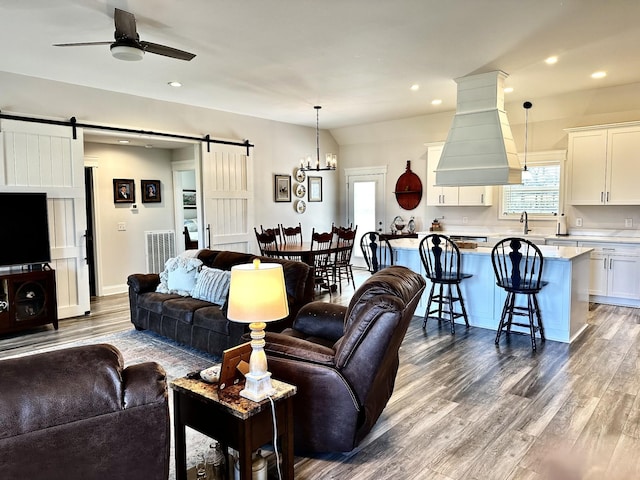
left=206, top=224, right=211, bottom=249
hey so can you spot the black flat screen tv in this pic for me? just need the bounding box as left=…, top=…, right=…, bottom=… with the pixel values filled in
left=0, top=192, right=51, bottom=268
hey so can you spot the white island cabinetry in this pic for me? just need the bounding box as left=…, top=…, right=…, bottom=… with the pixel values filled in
left=392, top=239, right=592, bottom=343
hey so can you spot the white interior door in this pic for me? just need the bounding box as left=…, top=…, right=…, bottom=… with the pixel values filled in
left=201, top=143, right=254, bottom=252
left=0, top=119, right=90, bottom=319
left=346, top=167, right=387, bottom=267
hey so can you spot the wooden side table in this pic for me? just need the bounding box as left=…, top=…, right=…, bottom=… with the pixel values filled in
left=171, top=377, right=296, bottom=480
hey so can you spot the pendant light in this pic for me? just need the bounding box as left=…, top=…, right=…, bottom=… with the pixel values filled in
left=300, top=106, right=337, bottom=171
left=522, top=101, right=533, bottom=181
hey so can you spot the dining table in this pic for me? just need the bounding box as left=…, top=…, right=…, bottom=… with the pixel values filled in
left=263, top=242, right=337, bottom=266
left=264, top=242, right=348, bottom=292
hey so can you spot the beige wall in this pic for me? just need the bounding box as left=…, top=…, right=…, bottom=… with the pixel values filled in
left=84, top=143, right=175, bottom=294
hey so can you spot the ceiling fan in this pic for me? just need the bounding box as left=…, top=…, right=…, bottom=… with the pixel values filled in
left=53, top=8, right=195, bottom=61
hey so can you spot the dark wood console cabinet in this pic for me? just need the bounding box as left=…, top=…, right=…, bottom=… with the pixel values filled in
left=0, top=269, right=58, bottom=335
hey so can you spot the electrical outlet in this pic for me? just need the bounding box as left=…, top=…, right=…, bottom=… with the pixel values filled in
left=625, top=218, right=633, bottom=228
left=462, top=216, right=468, bottom=224
left=575, top=217, right=583, bottom=227
left=117, top=222, right=126, bottom=231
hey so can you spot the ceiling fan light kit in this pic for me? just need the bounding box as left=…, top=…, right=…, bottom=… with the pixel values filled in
left=111, top=45, right=144, bottom=61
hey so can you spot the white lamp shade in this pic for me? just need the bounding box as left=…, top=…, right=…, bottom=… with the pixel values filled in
left=227, top=260, right=289, bottom=323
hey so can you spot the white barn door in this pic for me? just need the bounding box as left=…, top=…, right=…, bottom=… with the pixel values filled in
left=201, top=143, right=254, bottom=253
left=0, top=119, right=90, bottom=319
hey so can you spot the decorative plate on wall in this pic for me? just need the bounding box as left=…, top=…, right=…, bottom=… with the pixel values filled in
left=295, top=183, right=306, bottom=198
left=295, top=168, right=306, bottom=182
left=296, top=200, right=306, bottom=214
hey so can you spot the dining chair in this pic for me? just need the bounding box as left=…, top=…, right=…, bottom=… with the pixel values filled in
left=260, top=225, right=282, bottom=246
left=310, top=228, right=334, bottom=295
left=183, top=226, right=198, bottom=250
left=254, top=228, right=279, bottom=257
left=491, top=237, right=548, bottom=351
left=279, top=223, right=303, bottom=245
left=333, top=226, right=357, bottom=292
left=360, top=231, right=394, bottom=274
left=419, top=234, right=471, bottom=334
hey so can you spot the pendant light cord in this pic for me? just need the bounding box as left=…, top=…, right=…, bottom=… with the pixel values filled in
left=523, top=101, right=533, bottom=172
left=315, top=105, right=321, bottom=167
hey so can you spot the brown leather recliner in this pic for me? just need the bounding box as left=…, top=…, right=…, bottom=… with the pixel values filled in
left=263, top=265, right=426, bottom=453
left=0, top=344, right=170, bottom=480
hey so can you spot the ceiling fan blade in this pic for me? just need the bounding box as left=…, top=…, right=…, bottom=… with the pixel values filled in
left=141, top=41, right=196, bottom=61
left=53, top=41, right=113, bottom=47
left=114, top=8, right=138, bottom=40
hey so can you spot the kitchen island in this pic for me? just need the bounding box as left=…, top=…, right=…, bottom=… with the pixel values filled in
left=388, top=238, right=593, bottom=343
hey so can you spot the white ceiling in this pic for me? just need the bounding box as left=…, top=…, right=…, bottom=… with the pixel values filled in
left=2, top=0, right=640, bottom=129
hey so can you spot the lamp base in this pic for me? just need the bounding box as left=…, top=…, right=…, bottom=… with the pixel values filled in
left=239, top=371, right=276, bottom=402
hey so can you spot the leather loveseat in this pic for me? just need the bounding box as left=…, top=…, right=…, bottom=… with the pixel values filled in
left=128, top=249, right=316, bottom=357
left=0, top=344, right=170, bottom=480
left=262, top=265, right=426, bottom=453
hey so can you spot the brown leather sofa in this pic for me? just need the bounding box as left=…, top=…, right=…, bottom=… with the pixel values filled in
left=262, top=265, right=426, bottom=453
left=0, top=344, right=170, bottom=480
left=128, top=249, right=315, bottom=357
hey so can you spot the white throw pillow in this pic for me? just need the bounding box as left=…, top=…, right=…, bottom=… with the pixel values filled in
left=192, top=267, right=231, bottom=305
left=156, top=257, right=203, bottom=296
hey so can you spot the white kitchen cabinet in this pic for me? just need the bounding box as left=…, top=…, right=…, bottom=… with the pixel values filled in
left=578, top=242, right=640, bottom=303
left=568, top=123, right=640, bottom=205
left=426, top=144, right=492, bottom=206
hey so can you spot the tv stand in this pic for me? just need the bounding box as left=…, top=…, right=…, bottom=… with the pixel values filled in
left=0, top=269, right=58, bottom=335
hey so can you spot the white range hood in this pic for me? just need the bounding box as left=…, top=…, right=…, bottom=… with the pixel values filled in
left=435, top=70, right=522, bottom=186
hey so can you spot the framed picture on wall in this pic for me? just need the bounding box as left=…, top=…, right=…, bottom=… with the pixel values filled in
left=308, top=176, right=322, bottom=202
left=274, top=174, right=291, bottom=202
left=113, top=178, right=135, bottom=203
left=141, top=180, right=161, bottom=203
left=182, top=189, right=196, bottom=209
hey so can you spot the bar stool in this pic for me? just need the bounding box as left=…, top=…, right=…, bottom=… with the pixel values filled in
left=419, top=234, right=471, bottom=334
left=491, top=237, right=547, bottom=351
left=360, top=231, right=394, bottom=274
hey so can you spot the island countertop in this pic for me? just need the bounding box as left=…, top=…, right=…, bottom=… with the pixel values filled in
left=387, top=237, right=593, bottom=261
left=383, top=237, right=591, bottom=343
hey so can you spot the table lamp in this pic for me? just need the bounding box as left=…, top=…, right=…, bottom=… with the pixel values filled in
left=227, top=259, right=289, bottom=401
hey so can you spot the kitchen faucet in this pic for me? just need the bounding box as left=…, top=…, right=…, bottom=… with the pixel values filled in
left=520, top=211, right=531, bottom=235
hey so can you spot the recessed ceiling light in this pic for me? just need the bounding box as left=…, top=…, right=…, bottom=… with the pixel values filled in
left=144, top=144, right=153, bottom=149
left=168, top=81, right=182, bottom=87
left=591, top=71, right=607, bottom=79
left=410, top=84, right=420, bottom=91
left=431, top=99, right=442, bottom=105
left=504, top=87, right=514, bottom=93
left=118, top=140, right=130, bottom=144
left=545, top=56, right=558, bottom=65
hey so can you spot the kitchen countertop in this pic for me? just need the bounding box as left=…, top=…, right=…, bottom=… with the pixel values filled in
left=389, top=237, right=592, bottom=260
left=403, top=229, right=640, bottom=246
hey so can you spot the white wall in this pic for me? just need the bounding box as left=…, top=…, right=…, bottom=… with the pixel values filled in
left=0, top=71, right=339, bottom=294
left=331, top=82, right=640, bottom=234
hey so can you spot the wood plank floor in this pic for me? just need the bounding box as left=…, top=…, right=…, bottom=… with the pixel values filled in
left=1, top=269, right=639, bottom=479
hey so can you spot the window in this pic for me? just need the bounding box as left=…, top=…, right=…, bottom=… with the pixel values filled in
left=500, top=151, right=564, bottom=218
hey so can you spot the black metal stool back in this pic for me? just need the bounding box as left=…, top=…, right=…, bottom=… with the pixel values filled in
left=359, top=231, right=393, bottom=274
left=491, top=237, right=547, bottom=350
left=419, top=234, right=471, bottom=333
